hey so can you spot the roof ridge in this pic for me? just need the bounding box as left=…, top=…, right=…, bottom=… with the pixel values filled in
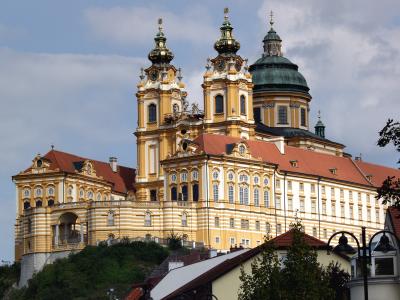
left=349, top=157, right=374, bottom=187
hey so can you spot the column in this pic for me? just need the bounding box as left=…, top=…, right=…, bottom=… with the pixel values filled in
left=55, top=224, right=59, bottom=246
left=80, top=223, right=84, bottom=243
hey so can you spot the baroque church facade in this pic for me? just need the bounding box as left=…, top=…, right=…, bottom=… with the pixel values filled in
left=13, top=10, right=400, bottom=284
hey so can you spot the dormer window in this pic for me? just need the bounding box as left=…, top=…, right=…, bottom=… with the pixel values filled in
left=329, top=168, right=337, bottom=175
left=366, top=174, right=373, bottom=182
left=290, top=160, right=298, bottom=167
left=36, top=159, right=43, bottom=168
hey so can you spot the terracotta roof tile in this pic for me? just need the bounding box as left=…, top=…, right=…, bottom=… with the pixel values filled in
left=35, top=150, right=135, bottom=194
left=269, top=228, right=327, bottom=248
left=193, top=133, right=399, bottom=188
left=354, top=160, right=400, bottom=188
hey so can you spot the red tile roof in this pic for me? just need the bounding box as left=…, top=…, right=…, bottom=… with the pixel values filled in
left=269, top=228, right=327, bottom=248
left=28, top=150, right=135, bottom=194
left=194, top=133, right=400, bottom=188
left=354, top=160, right=400, bottom=188
left=387, top=206, right=400, bottom=240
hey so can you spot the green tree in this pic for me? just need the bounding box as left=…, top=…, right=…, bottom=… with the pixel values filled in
left=377, top=119, right=400, bottom=207
left=239, top=221, right=349, bottom=300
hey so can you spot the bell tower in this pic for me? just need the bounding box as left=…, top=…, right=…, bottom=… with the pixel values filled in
left=135, top=18, right=187, bottom=201
left=202, top=8, right=255, bottom=139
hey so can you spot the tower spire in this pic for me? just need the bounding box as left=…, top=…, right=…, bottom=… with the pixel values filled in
left=315, top=110, right=326, bottom=138
left=148, top=18, right=174, bottom=65
left=214, top=7, right=240, bottom=55
left=263, top=11, right=282, bottom=56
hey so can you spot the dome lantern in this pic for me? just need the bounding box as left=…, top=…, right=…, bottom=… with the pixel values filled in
left=315, top=111, right=326, bottom=138
left=148, top=18, right=174, bottom=65
left=263, top=11, right=282, bottom=57
left=214, top=8, right=241, bottom=56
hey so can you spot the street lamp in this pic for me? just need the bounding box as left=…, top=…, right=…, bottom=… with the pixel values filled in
left=327, top=226, right=399, bottom=300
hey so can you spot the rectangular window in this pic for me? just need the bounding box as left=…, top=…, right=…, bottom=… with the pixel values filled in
left=230, top=237, right=235, bottom=245
left=300, top=198, right=305, bottom=212
left=323, top=228, right=327, bottom=239
left=375, top=257, right=394, bottom=276
left=215, top=217, right=220, bottom=227
left=312, top=227, right=317, bottom=237
left=367, top=208, right=371, bottom=222
left=264, top=190, right=270, bottom=207
left=230, top=218, right=235, bottom=228
left=299, top=182, right=304, bottom=192
left=213, top=184, right=219, bottom=202
left=300, top=108, right=306, bottom=127
left=150, top=189, right=157, bottom=201
left=358, top=206, right=362, bottom=220
left=228, top=185, right=234, bottom=204
left=321, top=186, right=325, bottom=195
left=332, top=201, right=336, bottom=216
left=276, top=196, right=281, bottom=209
left=255, top=221, right=260, bottom=231
left=340, top=189, right=344, bottom=198
left=278, top=106, right=288, bottom=125
left=215, top=236, right=220, bottom=243
left=311, top=184, right=316, bottom=193
left=266, top=222, right=271, bottom=233
left=287, top=181, right=292, bottom=191
left=288, top=197, right=293, bottom=211
left=276, top=179, right=281, bottom=189
left=276, top=224, right=282, bottom=234
left=192, top=184, right=199, bottom=202
left=241, top=219, right=249, bottom=230
left=322, top=201, right=326, bottom=215
left=349, top=205, right=353, bottom=219
left=376, top=210, right=380, bottom=223
left=341, top=204, right=345, bottom=217
left=311, top=200, right=317, bottom=214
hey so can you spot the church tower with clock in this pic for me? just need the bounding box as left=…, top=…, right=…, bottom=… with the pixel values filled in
left=202, top=8, right=255, bottom=139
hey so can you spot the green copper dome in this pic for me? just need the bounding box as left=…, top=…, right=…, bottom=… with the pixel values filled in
left=250, top=56, right=309, bottom=94
left=249, top=19, right=310, bottom=95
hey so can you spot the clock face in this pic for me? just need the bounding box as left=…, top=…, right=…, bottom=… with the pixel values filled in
left=149, top=70, right=158, bottom=81
left=216, top=60, right=225, bottom=72
left=235, top=61, right=242, bottom=72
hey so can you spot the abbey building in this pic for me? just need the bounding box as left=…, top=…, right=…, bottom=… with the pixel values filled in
left=13, top=10, right=400, bottom=285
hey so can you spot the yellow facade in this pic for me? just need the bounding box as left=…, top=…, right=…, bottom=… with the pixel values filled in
left=14, top=12, right=388, bottom=286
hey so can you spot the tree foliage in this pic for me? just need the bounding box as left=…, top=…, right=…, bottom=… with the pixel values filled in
left=0, top=262, right=20, bottom=299
left=377, top=119, right=400, bottom=207
left=238, top=221, right=349, bottom=300
left=9, top=241, right=168, bottom=300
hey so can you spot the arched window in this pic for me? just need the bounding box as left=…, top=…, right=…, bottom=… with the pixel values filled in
left=24, top=201, right=31, bottom=210
left=23, top=188, right=30, bottom=198
left=173, top=103, right=179, bottom=114
left=144, top=212, right=152, bottom=227
left=239, top=187, right=244, bottom=204
left=35, top=187, right=42, bottom=197
left=213, top=184, right=219, bottom=202
left=181, top=185, right=188, bottom=201
left=107, top=211, right=115, bottom=226
left=96, top=193, right=101, bottom=201
left=36, top=200, right=42, bottom=207
left=87, top=191, right=94, bottom=200
left=254, top=107, right=261, bottom=122
left=192, top=184, right=199, bottom=202
left=228, top=185, right=234, bottom=204
left=264, top=190, right=270, bottom=207
left=47, top=186, right=55, bottom=196
left=171, top=186, right=177, bottom=201
left=254, top=188, right=259, bottom=207
left=244, top=187, right=249, bottom=205
left=148, top=103, right=157, bottom=123
left=48, top=199, right=54, bottom=207
left=215, top=95, right=224, bottom=114
left=181, top=213, right=187, bottom=227
left=240, top=95, right=246, bottom=116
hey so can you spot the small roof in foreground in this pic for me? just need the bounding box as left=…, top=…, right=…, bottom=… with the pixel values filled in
left=150, top=249, right=249, bottom=300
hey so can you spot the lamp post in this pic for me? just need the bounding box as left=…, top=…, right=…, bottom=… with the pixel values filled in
left=327, top=226, right=399, bottom=300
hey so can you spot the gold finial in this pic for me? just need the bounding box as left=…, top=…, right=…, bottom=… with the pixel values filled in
left=158, top=18, right=163, bottom=32
left=224, top=7, right=229, bottom=20
left=269, top=10, right=274, bottom=28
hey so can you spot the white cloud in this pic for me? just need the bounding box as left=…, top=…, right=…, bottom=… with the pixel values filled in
left=0, top=48, right=145, bottom=260
left=84, top=5, right=215, bottom=45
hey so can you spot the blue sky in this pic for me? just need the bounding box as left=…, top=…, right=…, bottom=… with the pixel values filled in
left=0, top=0, right=399, bottom=261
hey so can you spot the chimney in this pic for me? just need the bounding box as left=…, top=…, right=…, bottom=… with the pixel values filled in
left=109, top=157, right=117, bottom=172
